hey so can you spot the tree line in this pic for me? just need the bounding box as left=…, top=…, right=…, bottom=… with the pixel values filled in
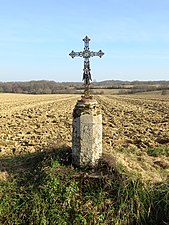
left=0, top=80, right=83, bottom=94
left=0, top=80, right=169, bottom=94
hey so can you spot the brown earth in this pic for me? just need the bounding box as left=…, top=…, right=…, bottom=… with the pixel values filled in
left=0, top=93, right=169, bottom=182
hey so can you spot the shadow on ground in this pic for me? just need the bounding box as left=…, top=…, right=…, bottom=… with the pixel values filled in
left=0, top=146, right=72, bottom=184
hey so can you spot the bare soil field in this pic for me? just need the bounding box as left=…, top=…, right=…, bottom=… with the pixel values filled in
left=0, top=93, right=169, bottom=182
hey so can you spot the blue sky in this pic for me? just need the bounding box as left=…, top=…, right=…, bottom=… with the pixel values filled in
left=0, top=0, right=169, bottom=82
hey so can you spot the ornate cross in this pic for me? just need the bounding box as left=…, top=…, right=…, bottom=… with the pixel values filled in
left=69, top=36, right=104, bottom=98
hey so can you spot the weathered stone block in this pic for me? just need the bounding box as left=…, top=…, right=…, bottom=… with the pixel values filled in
left=72, top=98, right=102, bottom=167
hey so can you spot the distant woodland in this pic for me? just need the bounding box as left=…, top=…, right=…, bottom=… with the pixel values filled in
left=0, top=80, right=83, bottom=94
left=0, top=80, right=169, bottom=95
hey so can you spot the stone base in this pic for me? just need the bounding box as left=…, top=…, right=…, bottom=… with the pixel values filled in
left=72, top=97, right=102, bottom=167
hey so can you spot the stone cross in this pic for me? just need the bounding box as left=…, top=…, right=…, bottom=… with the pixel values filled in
left=69, top=36, right=104, bottom=97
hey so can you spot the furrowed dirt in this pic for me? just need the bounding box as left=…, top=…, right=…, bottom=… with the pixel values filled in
left=97, top=95, right=169, bottom=150
left=0, top=94, right=79, bottom=155
left=0, top=93, right=169, bottom=182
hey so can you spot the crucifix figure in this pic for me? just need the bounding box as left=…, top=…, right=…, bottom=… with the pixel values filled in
left=69, top=36, right=104, bottom=98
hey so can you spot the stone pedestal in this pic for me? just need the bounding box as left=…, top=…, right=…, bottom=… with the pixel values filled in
left=72, top=97, right=102, bottom=167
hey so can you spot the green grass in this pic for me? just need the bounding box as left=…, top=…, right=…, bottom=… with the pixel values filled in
left=0, top=148, right=169, bottom=225
left=146, top=147, right=169, bottom=157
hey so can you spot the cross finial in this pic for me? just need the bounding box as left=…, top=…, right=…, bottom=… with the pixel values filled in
left=69, top=36, right=104, bottom=98
left=83, top=36, right=90, bottom=42
left=83, top=36, right=90, bottom=44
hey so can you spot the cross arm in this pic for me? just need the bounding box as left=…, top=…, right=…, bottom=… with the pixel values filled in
left=69, top=50, right=83, bottom=58
left=90, top=50, right=104, bottom=58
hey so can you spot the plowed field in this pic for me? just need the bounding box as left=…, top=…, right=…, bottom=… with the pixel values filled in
left=0, top=93, right=169, bottom=182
